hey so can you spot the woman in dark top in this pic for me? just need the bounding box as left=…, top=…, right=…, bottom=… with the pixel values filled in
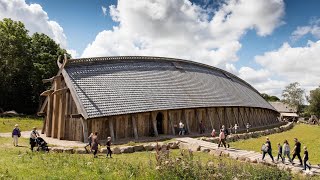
left=106, top=136, right=112, bottom=158
left=303, top=146, right=311, bottom=171
left=262, top=137, right=274, bottom=162
left=91, top=132, right=100, bottom=158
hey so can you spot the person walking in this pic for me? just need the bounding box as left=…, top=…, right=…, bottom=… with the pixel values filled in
left=84, top=133, right=93, bottom=153
left=234, top=124, right=239, bottom=134
left=211, top=128, right=216, bottom=137
left=246, top=123, right=251, bottom=133
left=222, top=125, right=230, bottom=148
left=277, top=143, right=284, bottom=162
left=218, top=129, right=227, bottom=149
left=106, top=136, right=112, bottom=158
left=303, top=146, right=311, bottom=171
left=262, top=137, right=274, bottom=162
left=291, top=138, right=303, bottom=166
left=12, top=124, right=21, bottom=147
left=283, top=140, right=292, bottom=163
left=91, top=132, right=101, bottom=158
left=30, top=127, right=40, bottom=151
left=179, top=121, right=185, bottom=135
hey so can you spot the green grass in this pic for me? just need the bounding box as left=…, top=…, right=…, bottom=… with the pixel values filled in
left=0, top=117, right=43, bottom=133
left=0, top=137, right=307, bottom=179
left=231, top=124, right=320, bottom=164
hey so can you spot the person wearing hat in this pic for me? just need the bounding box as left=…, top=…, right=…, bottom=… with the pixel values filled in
left=106, top=136, right=112, bottom=158
left=12, top=124, right=21, bottom=147
left=30, top=127, right=40, bottom=151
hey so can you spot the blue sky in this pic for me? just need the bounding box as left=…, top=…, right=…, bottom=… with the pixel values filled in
left=1, top=0, right=320, bottom=97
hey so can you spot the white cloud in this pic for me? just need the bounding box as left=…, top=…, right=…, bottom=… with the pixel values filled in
left=101, top=6, right=107, bottom=16
left=291, top=18, right=320, bottom=41
left=0, top=0, right=67, bottom=48
left=82, top=0, right=285, bottom=68
left=254, top=40, right=320, bottom=95
left=67, top=49, right=78, bottom=58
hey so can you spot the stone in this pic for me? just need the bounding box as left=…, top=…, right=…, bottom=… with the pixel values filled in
left=252, top=159, right=258, bottom=163
left=200, top=147, right=210, bottom=153
left=74, top=148, right=87, bottom=154
left=238, top=156, right=246, bottom=161
left=161, top=144, right=168, bottom=151
left=209, top=150, right=222, bottom=157
left=144, top=144, right=155, bottom=151
left=63, top=148, right=74, bottom=154
left=100, top=148, right=108, bottom=153
left=169, top=142, right=179, bottom=149
left=120, top=146, right=134, bottom=153
left=274, top=128, right=281, bottom=133
left=51, top=147, right=64, bottom=153
left=133, top=145, right=145, bottom=152
left=112, top=147, right=121, bottom=154
left=178, top=142, right=189, bottom=150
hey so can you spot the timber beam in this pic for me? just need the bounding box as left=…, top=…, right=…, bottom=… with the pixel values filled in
left=70, top=114, right=83, bottom=118
left=52, top=87, right=69, bottom=95
left=40, top=89, right=54, bottom=96
left=42, top=75, right=62, bottom=84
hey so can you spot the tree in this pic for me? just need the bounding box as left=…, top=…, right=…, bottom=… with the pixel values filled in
left=0, top=18, right=69, bottom=114
left=261, top=93, right=280, bottom=102
left=307, top=86, right=320, bottom=117
left=282, top=82, right=305, bottom=112
left=0, top=18, right=34, bottom=113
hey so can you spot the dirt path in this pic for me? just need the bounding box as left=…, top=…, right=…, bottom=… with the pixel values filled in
left=176, top=137, right=320, bottom=176
left=0, top=131, right=86, bottom=147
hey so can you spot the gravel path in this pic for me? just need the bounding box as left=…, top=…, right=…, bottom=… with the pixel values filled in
left=0, top=131, right=86, bottom=147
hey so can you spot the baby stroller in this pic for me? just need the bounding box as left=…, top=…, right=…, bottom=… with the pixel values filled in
left=35, top=137, right=49, bottom=152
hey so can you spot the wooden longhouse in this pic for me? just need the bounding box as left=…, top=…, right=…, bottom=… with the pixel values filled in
left=38, top=56, right=279, bottom=142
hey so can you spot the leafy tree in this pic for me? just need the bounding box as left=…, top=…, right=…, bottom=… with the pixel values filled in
left=261, top=93, right=280, bottom=102
left=0, top=18, right=34, bottom=113
left=0, top=18, right=69, bottom=114
left=307, top=86, right=320, bottom=117
left=282, top=82, right=305, bottom=113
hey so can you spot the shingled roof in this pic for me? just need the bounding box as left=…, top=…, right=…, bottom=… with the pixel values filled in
left=61, top=56, right=276, bottom=119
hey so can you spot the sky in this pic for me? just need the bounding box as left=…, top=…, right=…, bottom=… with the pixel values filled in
left=0, top=0, right=320, bottom=98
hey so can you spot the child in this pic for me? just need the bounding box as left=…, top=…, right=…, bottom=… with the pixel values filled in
left=234, top=124, right=239, bottom=134
left=106, top=136, right=112, bottom=158
left=303, top=146, right=311, bottom=171
left=246, top=123, right=250, bottom=133
left=277, top=143, right=283, bottom=162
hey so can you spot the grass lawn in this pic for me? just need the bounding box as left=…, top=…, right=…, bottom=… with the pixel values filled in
left=0, top=117, right=43, bottom=133
left=0, top=137, right=305, bottom=180
left=231, top=124, right=320, bottom=164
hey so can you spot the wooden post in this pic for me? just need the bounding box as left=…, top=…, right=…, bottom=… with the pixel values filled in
left=206, top=108, right=213, bottom=129
left=46, top=93, right=54, bottom=137
left=169, top=111, right=175, bottom=135
left=81, top=118, right=88, bottom=143
left=132, top=115, right=139, bottom=140
left=57, top=90, right=67, bottom=139
left=184, top=110, right=191, bottom=133
left=151, top=112, right=159, bottom=137
left=109, top=118, right=115, bottom=141
left=41, top=115, right=46, bottom=134
left=51, top=76, right=61, bottom=138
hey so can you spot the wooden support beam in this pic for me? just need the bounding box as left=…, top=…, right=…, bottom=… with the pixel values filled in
left=70, top=114, right=83, bottom=118
left=109, top=118, right=115, bottom=141
left=42, top=75, right=62, bottom=84
left=184, top=110, right=191, bottom=133
left=151, top=112, right=159, bottom=137
left=206, top=108, right=213, bottom=130
left=81, top=118, right=88, bottom=143
left=52, top=87, right=69, bottom=95
left=40, top=89, right=54, bottom=96
left=132, top=115, right=138, bottom=139
left=51, top=76, right=61, bottom=138
left=169, top=111, right=175, bottom=135
left=57, top=90, right=66, bottom=140
left=46, top=94, right=53, bottom=137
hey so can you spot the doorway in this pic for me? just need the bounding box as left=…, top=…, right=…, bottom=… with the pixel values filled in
left=156, top=112, right=163, bottom=134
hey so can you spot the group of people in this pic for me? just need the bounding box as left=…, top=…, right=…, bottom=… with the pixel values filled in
left=261, top=137, right=311, bottom=171
left=85, top=132, right=113, bottom=158
left=12, top=124, right=41, bottom=151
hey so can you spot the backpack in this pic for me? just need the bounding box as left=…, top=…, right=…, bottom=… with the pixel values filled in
left=261, top=144, right=269, bottom=152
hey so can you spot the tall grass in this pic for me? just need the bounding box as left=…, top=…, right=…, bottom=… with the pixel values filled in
left=0, top=117, right=43, bottom=133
